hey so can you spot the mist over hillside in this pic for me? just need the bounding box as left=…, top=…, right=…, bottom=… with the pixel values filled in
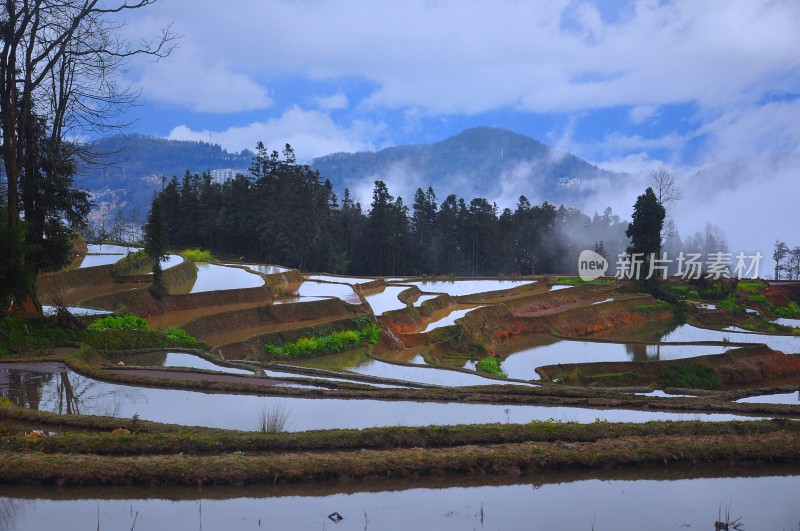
left=74, top=128, right=627, bottom=224
left=310, top=127, right=622, bottom=207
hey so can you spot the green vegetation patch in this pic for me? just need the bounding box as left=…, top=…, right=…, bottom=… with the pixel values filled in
left=88, top=315, right=149, bottom=331
left=265, top=322, right=380, bottom=359
left=632, top=300, right=671, bottom=314
left=85, top=315, right=199, bottom=349
left=182, top=248, right=213, bottom=262
left=746, top=294, right=768, bottom=304
left=113, top=249, right=150, bottom=275
left=737, top=281, right=767, bottom=294
left=775, top=302, right=800, bottom=319
left=475, top=356, right=508, bottom=378
left=0, top=316, right=80, bottom=356
left=658, top=363, right=722, bottom=390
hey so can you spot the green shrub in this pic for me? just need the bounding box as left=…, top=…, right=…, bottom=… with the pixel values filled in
left=183, top=248, right=213, bottom=261
left=659, top=363, right=722, bottom=390
left=687, top=290, right=700, bottom=300
left=265, top=324, right=381, bottom=359
left=775, top=302, right=800, bottom=319
left=88, top=315, right=149, bottom=331
left=719, top=295, right=736, bottom=311
left=113, top=249, right=150, bottom=275
left=475, top=356, right=508, bottom=378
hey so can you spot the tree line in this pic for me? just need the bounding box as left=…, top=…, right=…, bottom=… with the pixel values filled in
left=147, top=143, right=632, bottom=276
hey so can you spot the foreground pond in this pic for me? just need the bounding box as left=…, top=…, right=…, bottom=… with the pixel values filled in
left=0, top=469, right=796, bottom=530
left=0, top=364, right=759, bottom=430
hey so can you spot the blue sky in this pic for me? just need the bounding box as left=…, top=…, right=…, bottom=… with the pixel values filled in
left=116, top=0, right=800, bottom=263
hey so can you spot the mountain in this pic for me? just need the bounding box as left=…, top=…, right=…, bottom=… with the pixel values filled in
left=73, top=128, right=621, bottom=226
left=73, top=134, right=253, bottom=223
left=310, top=127, right=619, bottom=206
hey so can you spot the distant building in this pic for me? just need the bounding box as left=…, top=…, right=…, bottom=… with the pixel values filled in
left=209, top=168, right=247, bottom=184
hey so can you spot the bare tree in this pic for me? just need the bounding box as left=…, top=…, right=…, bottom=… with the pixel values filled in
left=0, top=1, right=177, bottom=314
left=650, top=168, right=683, bottom=214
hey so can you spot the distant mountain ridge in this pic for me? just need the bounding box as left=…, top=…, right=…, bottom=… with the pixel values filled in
left=74, top=127, right=621, bottom=224
left=310, top=127, right=619, bottom=204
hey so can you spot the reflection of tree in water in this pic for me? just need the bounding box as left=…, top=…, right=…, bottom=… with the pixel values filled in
left=1, top=366, right=145, bottom=417
left=0, top=368, right=54, bottom=410
left=625, top=343, right=670, bottom=362
left=0, top=497, right=30, bottom=531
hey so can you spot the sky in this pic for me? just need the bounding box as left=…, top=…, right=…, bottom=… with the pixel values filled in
left=116, top=0, right=800, bottom=271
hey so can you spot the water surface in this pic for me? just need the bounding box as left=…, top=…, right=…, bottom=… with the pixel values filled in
left=363, top=286, right=410, bottom=315
left=0, top=364, right=757, bottom=430
left=420, top=306, right=483, bottom=333
left=493, top=335, right=731, bottom=380
left=188, top=263, right=265, bottom=293
left=225, top=263, right=290, bottom=275
left=294, top=281, right=361, bottom=304
left=0, top=472, right=795, bottom=531
left=306, top=275, right=374, bottom=284
left=400, top=280, right=534, bottom=297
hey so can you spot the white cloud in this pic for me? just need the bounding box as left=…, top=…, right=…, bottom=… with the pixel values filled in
left=124, top=0, right=800, bottom=116
left=313, top=93, right=349, bottom=110
left=166, top=106, right=382, bottom=162
left=628, top=105, right=659, bottom=124
left=135, top=48, right=272, bottom=113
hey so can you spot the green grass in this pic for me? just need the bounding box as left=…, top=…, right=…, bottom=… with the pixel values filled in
left=113, top=249, right=151, bottom=275
left=737, top=281, right=767, bottom=294
left=719, top=295, right=736, bottom=311
left=264, top=323, right=381, bottom=359
left=86, top=315, right=199, bottom=348
left=775, top=302, right=800, bottom=319
left=632, top=300, right=671, bottom=314
left=746, top=294, right=768, bottom=304
left=659, top=363, right=722, bottom=390
left=475, top=356, right=508, bottom=378
left=183, top=248, right=213, bottom=261
left=88, top=315, right=149, bottom=331
left=0, top=316, right=80, bottom=356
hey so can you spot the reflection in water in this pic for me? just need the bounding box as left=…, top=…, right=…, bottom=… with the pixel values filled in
left=225, top=263, right=290, bottom=275
left=492, top=335, right=730, bottom=380
left=420, top=306, right=483, bottom=333
left=736, top=391, right=800, bottom=405
left=0, top=364, right=757, bottom=430
left=188, top=263, right=265, bottom=293
left=0, top=472, right=796, bottom=531
left=0, top=363, right=143, bottom=417
left=346, top=358, right=526, bottom=387
left=363, top=286, right=410, bottom=315
left=293, top=281, right=361, bottom=304
left=588, top=321, right=800, bottom=354
left=400, top=280, right=534, bottom=297
left=305, top=275, right=374, bottom=284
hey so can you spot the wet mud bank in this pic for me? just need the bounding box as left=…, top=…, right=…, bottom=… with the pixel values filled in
left=1, top=427, right=798, bottom=486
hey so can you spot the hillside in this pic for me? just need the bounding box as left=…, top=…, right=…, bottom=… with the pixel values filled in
left=73, top=134, right=253, bottom=223
left=73, top=128, right=620, bottom=224
left=310, top=127, right=619, bottom=204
